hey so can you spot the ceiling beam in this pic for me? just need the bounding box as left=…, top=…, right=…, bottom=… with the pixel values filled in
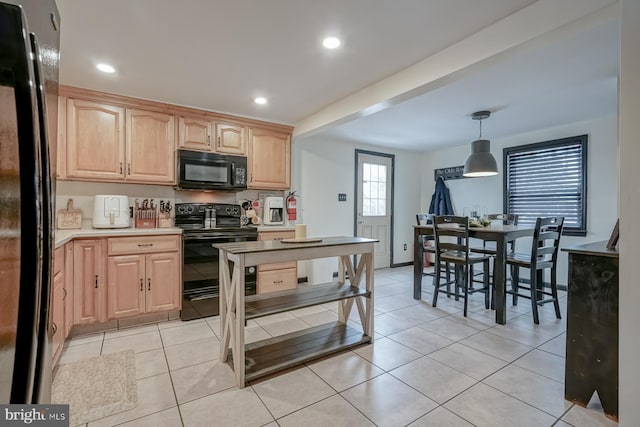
left=293, top=0, right=618, bottom=139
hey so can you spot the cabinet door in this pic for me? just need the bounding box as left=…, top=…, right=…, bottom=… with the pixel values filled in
left=51, top=271, right=65, bottom=364
left=126, top=109, right=176, bottom=184
left=107, top=255, right=146, bottom=319
left=55, top=96, right=67, bottom=179
left=145, top=252, right=181, bottom=313
left=248, top=128, right=291, bottom=189
left=178, top=116, right=212, bottom=151
left=64, top=243, right=74, bottom=338
left=66, top=99, right=125, bottom=180
left=215, top=123, right=246, bottom=155
left=73, top=239, right=105, bottom=324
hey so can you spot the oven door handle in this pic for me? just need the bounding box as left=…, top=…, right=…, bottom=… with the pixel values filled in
left=183, top=235, right=256, bottom=242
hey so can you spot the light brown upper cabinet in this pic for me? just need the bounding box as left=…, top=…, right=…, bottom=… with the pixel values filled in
left=248, top=127, right=291, bottom=189
left=55, top=96, right=67, bottom=180
left=65, top=99, right=175, bottom=184
left=215, top=122, right=246, bottom=155
left=178, top=117, right=246, bottom=156
left=178, top=116, right=212, bottom=151
left=66, top=99, right=126, bottom=181
left=126, top=109, right=175, bottom=184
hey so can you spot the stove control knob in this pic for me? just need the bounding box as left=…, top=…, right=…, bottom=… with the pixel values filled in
left=233, top=207, right=239, bottom=215
left=247, top=266, right=256, bottom=274
left=226, top=207, right=232, bottom=214
left=177, top=205, right=186, bottom=214
left=187, top=206, right=194, bottom=214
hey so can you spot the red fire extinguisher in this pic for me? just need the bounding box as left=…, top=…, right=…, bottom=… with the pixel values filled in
left=286, top=191, right=297, bottom=221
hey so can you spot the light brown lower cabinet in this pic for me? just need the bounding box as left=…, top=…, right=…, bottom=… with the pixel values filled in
left=51, top=242, right=75, bottom=365
left=51, top=247, right=65, bottom=364
left=107, top=252, right=181, bottom=319
left=73, top=239, right=106, bottom=325
left=257, top=230, right=297, bottom=294
left=107, top=235, right=181, bottom=319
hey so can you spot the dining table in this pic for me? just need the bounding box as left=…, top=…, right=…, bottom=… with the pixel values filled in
left=413, top=223, right=536, bottom=325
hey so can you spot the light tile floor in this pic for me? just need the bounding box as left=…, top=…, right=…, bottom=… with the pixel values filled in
left=57, top=266, right=618, bottom=427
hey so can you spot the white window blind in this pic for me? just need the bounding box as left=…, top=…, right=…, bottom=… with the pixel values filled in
left=504, top=135, right=587, bottom=236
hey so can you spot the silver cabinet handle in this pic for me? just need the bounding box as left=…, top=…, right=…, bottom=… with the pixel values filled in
left=147, top=278, right=151, bottom=291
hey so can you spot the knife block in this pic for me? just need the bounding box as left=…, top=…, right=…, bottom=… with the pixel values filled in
left=135, top=207, right=157, bottom=228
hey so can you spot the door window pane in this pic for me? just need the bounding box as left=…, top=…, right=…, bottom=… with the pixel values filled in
left=362, top=162, right=387, bottom=217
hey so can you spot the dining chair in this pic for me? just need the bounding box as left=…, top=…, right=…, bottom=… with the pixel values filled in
left=506, top=216, right=564, bottom=324
left=416, top=214, right=452, bottom=284
left=432, top=215, right=492, bottom=317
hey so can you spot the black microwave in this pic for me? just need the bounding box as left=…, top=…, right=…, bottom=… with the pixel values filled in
left=177, top=150, right=247, bottom=191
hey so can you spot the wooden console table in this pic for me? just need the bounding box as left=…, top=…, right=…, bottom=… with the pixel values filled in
left=213, top=236, right=376, bottom=387
left=562, top=241, right=618, bottom=421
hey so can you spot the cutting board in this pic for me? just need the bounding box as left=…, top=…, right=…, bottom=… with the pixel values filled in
left=56, top=199, right=82, bottom=229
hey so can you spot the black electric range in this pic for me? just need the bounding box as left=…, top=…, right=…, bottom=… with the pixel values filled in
left=175, top=203, right=258, bottom=320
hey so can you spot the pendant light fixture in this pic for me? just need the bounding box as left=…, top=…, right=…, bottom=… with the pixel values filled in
left=463, top=110, right=498, bottom=177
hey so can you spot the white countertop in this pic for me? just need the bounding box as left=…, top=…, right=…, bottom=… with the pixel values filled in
left=55, top=224, right=182, bottom=248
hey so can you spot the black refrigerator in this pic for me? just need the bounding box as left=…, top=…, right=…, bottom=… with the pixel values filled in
left=0, top=0, right=60, bottom=404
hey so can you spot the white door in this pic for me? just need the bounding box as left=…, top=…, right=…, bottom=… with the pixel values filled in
left=356, top=152, right=392, bottom=268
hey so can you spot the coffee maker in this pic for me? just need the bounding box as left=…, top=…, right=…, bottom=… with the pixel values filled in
left=263, top=196, right=284, bottom=225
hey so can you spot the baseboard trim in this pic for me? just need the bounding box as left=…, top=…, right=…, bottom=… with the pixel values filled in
left=391, top=261, right=412, bottom=268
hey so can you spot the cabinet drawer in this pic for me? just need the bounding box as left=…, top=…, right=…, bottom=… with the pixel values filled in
left=258, top=230, right=294, bottom=241
left=108, top=235, right=180, bottom=255
left=257, top=268, right=297, bottom=294
left=54, top=246, right=65, bottom=275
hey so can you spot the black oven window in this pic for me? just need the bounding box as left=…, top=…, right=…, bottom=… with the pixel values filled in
left=185, top=163, right=228, bottom=183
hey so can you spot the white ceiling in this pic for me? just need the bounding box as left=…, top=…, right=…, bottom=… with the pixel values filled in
left=55, top=0, right=619, bottom=152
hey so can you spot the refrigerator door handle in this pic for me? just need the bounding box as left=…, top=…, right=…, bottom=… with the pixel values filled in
left=28, top=32, right=54, bottom=404
left=0, top=3, right=45, bottom=404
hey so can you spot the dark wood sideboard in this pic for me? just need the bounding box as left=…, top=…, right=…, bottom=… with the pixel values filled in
left=562, top=241, right=618, bottom=421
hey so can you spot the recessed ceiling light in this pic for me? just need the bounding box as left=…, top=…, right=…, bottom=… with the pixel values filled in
left=96, top=63, right=115, bottom=73
left=322, top=37, right=341, bottom=49
left=254, top=97, right=267, bottom=105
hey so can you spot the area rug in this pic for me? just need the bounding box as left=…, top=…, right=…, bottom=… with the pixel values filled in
left=52, top=350, right=137, bottom=425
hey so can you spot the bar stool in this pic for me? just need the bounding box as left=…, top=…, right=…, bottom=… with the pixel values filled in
left=506, top=216, right=564, bottom=324
left=432, top=215, right=492, bottom=317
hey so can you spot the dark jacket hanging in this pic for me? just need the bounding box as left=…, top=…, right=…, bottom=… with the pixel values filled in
left=429, top=176, right=454, bottom=215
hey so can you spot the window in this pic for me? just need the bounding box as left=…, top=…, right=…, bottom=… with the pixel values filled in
left=504, top=135, right=587, bottom=236
left=362, top=162, right=387, bottom=216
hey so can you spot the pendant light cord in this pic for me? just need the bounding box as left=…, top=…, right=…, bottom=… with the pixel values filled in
left=479, top=119, right=483, bottom=139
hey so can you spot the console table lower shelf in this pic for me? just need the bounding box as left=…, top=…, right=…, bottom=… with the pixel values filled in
left=227, top=321, right=370, bottom=383
left=213, top=236, right=377, bottom=387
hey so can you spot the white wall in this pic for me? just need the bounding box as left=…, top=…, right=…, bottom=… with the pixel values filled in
left=292, top=136, right=423, bottom=268
left=419, top=114, right=619, bottom=284
left=619, top=1, right=640, bottom=424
